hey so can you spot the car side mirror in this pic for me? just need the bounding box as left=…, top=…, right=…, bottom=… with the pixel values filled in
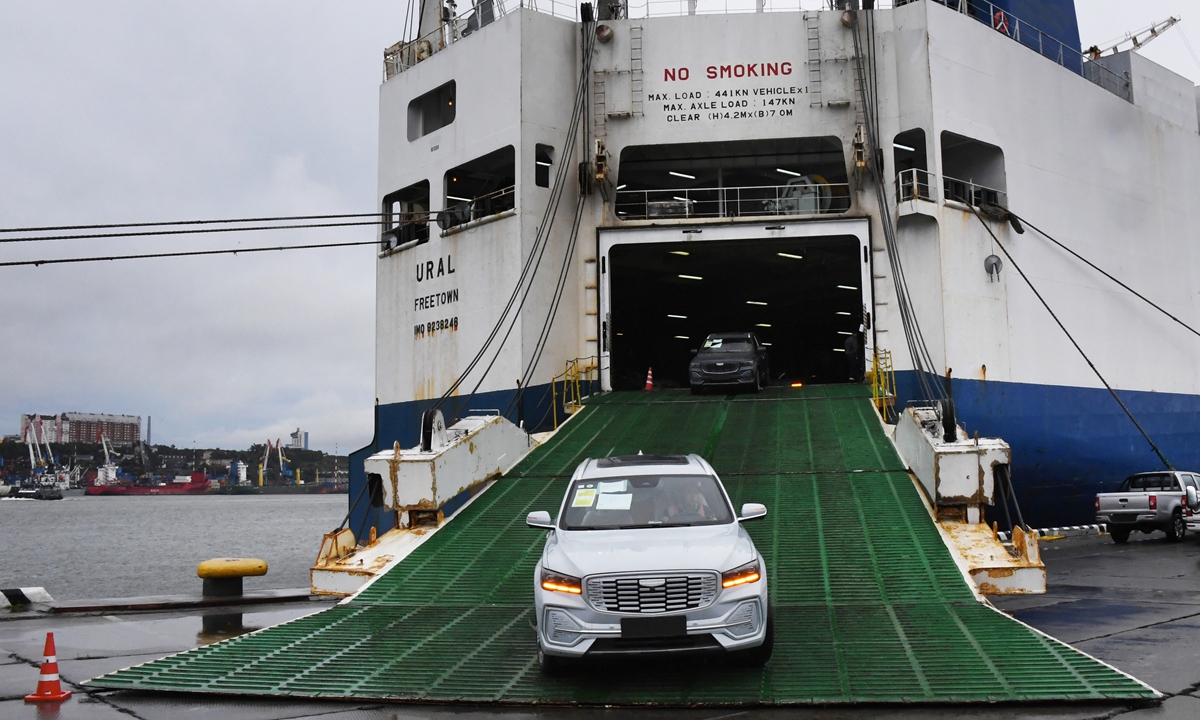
left=690, top=348, right=698, bottom=356
left=526, top=510, right=554, bottom=529
left=1188, top=486, right=1198, bottom=510
left=739, top=503, right=767, bottom=521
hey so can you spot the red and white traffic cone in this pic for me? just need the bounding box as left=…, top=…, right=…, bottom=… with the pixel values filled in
left=644, top=367, right=654, bottom=390
left=24, top=632, right=71, bottom=703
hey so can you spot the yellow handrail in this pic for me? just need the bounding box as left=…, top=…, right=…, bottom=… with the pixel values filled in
left=551, top=356, right=598, bottom=429
left=868, top=348, right=896, bottom=421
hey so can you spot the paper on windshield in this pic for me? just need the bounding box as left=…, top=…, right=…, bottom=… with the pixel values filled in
left=572, top=488, right=597, bottom=507
left=596, top=493, right=633, bottom=510
left=597, top=480, right=628, bottom=494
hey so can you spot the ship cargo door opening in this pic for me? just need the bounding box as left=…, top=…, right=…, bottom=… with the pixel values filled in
left=599, top=221, right=872, bottom=392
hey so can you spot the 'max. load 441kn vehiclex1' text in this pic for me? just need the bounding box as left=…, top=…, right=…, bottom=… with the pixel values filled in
left=526, top=453, right=772, bottom=675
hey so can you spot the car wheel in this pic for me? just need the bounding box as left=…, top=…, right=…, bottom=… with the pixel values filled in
left=731, top=604, right=774, bottom=667
left=1111, top=528, right=1130, bottom=544
left=1167, top=512, right=1186, bottom=542
left=537, top=644, right=571, bottom=677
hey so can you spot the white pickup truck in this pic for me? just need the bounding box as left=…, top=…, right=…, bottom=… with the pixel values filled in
left=1095, top=471, right=1200, bottom=544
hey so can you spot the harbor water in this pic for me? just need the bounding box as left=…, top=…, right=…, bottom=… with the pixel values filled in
left=0, top=495, right=343, bottom=600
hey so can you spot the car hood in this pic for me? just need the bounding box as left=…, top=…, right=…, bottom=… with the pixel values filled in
left=691, top=350, right=754, bottom=364
left=542, top=522, right=756, bottom=578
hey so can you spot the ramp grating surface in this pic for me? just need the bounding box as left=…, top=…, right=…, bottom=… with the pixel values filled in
left=87, top=387, right=1157, bottom=703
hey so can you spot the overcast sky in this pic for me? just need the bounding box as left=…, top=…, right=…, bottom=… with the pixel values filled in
left=1, top=1, right=1197, bottom=454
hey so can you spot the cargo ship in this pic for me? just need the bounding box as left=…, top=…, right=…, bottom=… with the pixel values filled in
left=86, top=471, right=210, bottom=496
left=344, top=0, right=1200, bottom=533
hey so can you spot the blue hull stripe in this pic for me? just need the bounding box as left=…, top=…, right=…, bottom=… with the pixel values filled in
left=897, top=372, right=1197, bottom=528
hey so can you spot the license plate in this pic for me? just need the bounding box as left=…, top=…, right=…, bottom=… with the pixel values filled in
left=621, top=615, right=687, bottom=639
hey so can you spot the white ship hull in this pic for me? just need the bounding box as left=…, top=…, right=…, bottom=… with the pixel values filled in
left=351, top=0, right=1200, bottom=532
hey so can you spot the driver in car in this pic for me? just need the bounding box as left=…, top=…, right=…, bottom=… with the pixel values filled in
left=665, top=478, right=711, bottom=521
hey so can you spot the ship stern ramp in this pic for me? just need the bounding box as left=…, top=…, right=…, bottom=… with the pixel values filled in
left=87, top=388, right=1158, bottom=704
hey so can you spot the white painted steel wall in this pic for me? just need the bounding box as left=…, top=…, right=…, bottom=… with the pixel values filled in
left=374, top=3, right=1200, bottom=410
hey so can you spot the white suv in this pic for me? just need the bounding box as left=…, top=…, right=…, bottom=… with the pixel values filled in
left=526, top=453, right=772, bottom=675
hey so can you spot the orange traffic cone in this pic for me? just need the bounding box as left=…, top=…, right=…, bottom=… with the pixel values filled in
left=644, top=367, right=654, bottom=390
left=25, top=632, right=71, bottom=703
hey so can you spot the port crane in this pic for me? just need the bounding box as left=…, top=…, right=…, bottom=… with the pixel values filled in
left=94, top=429, right=120, bottom=486
left=1086, top=17, right=1181, bottom=59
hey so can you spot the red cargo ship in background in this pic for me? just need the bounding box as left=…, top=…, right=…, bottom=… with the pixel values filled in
left=86, top=471, right=210, bottom=496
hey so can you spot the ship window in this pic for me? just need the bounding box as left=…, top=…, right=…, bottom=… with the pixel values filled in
left=535, top=144, right=554, bottom=188
left=407, top=81, right=456, bottom=141
left=442, top=146, right=515, bottom=229
left=381, top=180, right=430, bottom=253
left=940, top=131, right=1006, bottom=208
left=615, top=137, right=850, bottom=220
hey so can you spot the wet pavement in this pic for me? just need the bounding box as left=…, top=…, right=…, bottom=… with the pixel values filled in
left=2, top=531, right=1199, bottom=719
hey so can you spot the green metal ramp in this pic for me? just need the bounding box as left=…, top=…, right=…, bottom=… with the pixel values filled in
left=87, top=387, right=1158, bottom=704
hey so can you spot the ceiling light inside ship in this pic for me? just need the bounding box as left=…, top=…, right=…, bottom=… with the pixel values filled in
left=617, top=184, right=627, bottom=190
left=838, top=285, right=857, bottom=290
left=776, top=168, right=803, bottom=177
left=893, top=143, right=916, bottom=152
left=669, top=171, right=696, bottom=180
left=837, top=311, right=852, bottom=316
left=446, top=195, right=471, bottom=202
left=608, top=236, right=862, bottom=389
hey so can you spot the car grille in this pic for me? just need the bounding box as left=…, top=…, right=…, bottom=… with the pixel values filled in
left=586, top=573, right=719, bottom=614
left=702, top=362, right=739, bottom=374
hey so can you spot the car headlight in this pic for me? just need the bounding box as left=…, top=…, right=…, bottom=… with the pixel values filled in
left=722, top=560, right=761, bottom=588
left=541, top=569, right=582, bottom=594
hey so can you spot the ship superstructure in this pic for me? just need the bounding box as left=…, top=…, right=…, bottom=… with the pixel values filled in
left=353, top=0, right=1200, bottom=533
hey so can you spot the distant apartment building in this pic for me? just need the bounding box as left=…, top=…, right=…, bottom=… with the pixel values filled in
left=289, top=428, right=309, bottom=450
left=19, top=413, right=142, bottom=446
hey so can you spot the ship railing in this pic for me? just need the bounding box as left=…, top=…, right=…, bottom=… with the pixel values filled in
left=915, top=0, right=1132, bottom=102
left=551, top=356, right=599, bottom=429
left=385, top=1, right=906, bottom=77
left=628, top=0, right=897, bottom=18
left=441, top=185, right=516, bottom=229
left=942, top=175, right=1006, bottom=209
left=615, top=183, right=852, bottom=220
left=385, top=0, right=527, bottom=79
left=895, top=168, right=935, bottom=204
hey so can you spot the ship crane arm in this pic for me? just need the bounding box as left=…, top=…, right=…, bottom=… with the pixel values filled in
left=1086, top=17, right=1181, bottom=59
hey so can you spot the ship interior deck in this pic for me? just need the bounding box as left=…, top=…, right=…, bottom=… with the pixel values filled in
left=86, top=387, right=1156, bottom=704
left=607, top=236, right=864, bottom=390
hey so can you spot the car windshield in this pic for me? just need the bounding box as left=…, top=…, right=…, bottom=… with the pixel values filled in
left=703, top=338, right=753, bottom=352
left=560, top=474, right=733, bottom=530
left=1121, top=473, right=1176, bottom=491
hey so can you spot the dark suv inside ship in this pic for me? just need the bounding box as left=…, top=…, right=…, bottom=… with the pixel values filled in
left=688, top=333, right=769, bottom=394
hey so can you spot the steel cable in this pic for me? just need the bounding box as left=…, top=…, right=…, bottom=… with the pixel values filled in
left=1011, top=212, right=1200, bottom=342
left=0, top=239, right=381, bottom=267
left=850, top=14, right=944, bottom=402
left=969, top=206, right=1173, bottom=471
left=429, top=17, right=596, bottom=420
